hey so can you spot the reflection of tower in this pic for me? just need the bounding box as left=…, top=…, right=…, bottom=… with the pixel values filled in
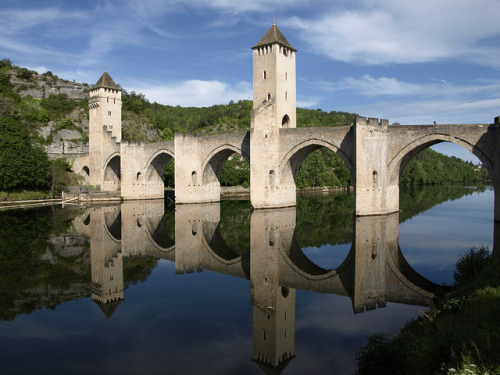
left=89, top=206, right=124, bottom=318
left=251, top=209, right=296, bottom=373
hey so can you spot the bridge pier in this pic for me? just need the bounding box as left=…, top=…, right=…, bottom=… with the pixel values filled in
left=354, top=117, right=399, bottom=216
left=175, top=133, right=221, bottom=204
left=250, top=101, right=296, bottom=209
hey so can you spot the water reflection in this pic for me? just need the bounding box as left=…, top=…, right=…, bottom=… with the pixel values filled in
left=0, top=186, right=495, bottom=373
left=76, top=200, right=450, bottom=370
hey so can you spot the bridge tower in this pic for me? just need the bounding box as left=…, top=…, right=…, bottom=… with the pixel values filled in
left=250, top=22, right=297, bottom=208
left=88, top=69, right=122, bottom=190
left=252, top=20, right=296, bottom=129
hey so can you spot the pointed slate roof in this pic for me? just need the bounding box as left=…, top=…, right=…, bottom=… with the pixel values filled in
left=252, top=23, right=296, bottom=51
left=252, top=355, right=295, bottom=375
left=94, top=298, right=124, bottom=319
left=94, top=70, right=121, bottom=90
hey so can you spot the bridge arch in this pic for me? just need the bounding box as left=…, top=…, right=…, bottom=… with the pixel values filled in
left=145, top=149, right=175, bottom=184
left=278, top=139, right=353, bottom=187
left=201, top=144, right=250, bottom=185
left=388, top=134, right=493, bottom=185
left=81, top=166, right=90, bottom=183
left=103, top=153, right=121, bottom=188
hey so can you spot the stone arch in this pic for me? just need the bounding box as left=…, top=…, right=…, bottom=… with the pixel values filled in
left=81, top=166, right=90, bottom=183
left=103, top=154, right=121, bottom=183
left=145, top=149, right=175, bottom=184
left=201, top=144, right=250, bottom=185
left=278, top=139, right=354, bottom=187
left=388, top=134, right=493, bottom=186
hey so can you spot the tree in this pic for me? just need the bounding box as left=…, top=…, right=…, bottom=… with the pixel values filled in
left=50, top=158, right=72, bottom=197
left=0, top=116, right=50, bottom=191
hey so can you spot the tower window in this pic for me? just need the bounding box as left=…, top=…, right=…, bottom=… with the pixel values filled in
left=263, top=70, right=267, bottom=79
left=285, top=92, right=287, bottom=100
left=285, top=72, right=287, bottom=81
left=267, top=93, right=271, bottom=100
left=107, top=97, right=109, bottom=103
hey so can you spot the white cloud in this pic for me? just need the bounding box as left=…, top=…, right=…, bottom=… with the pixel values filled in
left=311, top=75, right=500, bottom=124
left=128, top=79, right=252, bottom=107
left=288, top=0, right=500, bottom=66
left=297, top=96, right=322, bottom=108
left=347, top=97, right=500, bottom=125
left=333, top=76, right=500, bottom=98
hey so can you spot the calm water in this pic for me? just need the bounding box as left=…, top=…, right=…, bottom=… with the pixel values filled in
left=0, top=186, right=494, bottom=375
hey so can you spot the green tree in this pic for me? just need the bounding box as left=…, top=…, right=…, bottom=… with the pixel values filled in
left=164, top=158, right=175, bottom=188
left=50, top=158, right=72, bottom=197
left=0, top=116, right=50, bottom=191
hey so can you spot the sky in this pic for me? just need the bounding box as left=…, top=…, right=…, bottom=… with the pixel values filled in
left=1, top=0, right=499, bottom=162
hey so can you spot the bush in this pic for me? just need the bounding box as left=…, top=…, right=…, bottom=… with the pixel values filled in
left=454, top=245, right=492, bottom=284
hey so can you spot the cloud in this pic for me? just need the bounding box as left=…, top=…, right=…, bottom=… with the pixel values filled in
left=288, top=0, right=500, bottom=66
left=127, top=79, right=252, bottom=107
left=309, top=75, right=500, bottom=124
left=346, top=97, right=500, bottom=125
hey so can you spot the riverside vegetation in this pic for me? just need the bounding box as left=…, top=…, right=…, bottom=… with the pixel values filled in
left=355, top=245, right=500, bottom=375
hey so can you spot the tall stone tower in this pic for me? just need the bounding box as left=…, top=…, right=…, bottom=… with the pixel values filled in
left=250, top=23, right=297, bottom=208
left=88, top=70, right=122, bottom=188
left=252, top=21, right=296, bottom=129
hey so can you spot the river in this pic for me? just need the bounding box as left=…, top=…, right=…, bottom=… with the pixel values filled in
left=0, top=185, right=494, bottom=374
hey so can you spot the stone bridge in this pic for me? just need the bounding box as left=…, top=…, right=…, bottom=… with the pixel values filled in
left=70, top=22, right=500, bottom=220
left=73, top=115, right=500, bottom=219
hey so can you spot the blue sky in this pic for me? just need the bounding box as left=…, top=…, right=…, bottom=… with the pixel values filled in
left=1, top=0, right=500, bottom=161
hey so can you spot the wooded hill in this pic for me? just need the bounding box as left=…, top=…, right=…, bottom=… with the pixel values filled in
left=0, top=58, right=490, bottom=193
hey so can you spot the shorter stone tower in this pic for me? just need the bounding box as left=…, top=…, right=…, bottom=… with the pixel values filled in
left=88, top=70, right=122, bottom=189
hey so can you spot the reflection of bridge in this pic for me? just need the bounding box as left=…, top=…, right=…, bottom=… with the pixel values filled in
left=74, top=200, right=450, bottom=370
left=70, top=23, right=500, bottom=220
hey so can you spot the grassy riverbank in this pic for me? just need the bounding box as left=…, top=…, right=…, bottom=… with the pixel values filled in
left=356, top=246, right=500, bottom=375
left=0, top=190, right=53, bottom=201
